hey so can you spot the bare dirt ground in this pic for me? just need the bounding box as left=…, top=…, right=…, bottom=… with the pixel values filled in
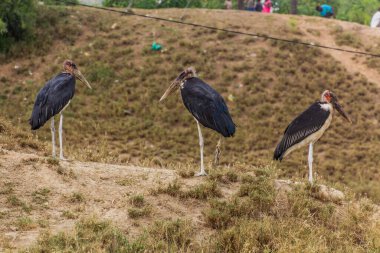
left=1, top=147, right=378, bottom=251
left=0, top=148, right=221, bottom=250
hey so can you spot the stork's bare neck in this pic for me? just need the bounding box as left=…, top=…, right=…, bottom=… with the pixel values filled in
left=159, top=66, right=197, bottom=102
left=63, top=60, right=77, bottom=75
left=62, top=60, right=92, bottom=89
left=176, top=67, right=198, bottom=83
left=320, top=90, right=351, bottom=123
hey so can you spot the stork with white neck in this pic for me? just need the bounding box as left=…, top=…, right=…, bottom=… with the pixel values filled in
left=274, top=90, right=351, bottom=183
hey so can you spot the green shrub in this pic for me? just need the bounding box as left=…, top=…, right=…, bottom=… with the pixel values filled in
left=0, top=3, right=80, bottom=58
left=0, top=0, right=37, bottom=52
left=103, top=0, right=224, bottom=9
left=0, top=20, right=6, bottom=34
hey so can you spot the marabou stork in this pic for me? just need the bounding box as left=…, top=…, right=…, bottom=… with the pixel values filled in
left=29, top=60, right=92, bottom=160
left=274, top=90, right=351, bottom=183
left=159, top=67, right=236, bottom=176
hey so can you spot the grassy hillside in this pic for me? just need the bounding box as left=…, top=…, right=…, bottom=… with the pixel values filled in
left=0, top=7, right=379, bottom=201
left=0, top=6, right=379, bottom=251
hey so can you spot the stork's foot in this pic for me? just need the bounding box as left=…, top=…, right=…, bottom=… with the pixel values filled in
left=59, top=156, right=68, bottom=161
left=195, top=170, right=208, bottom=177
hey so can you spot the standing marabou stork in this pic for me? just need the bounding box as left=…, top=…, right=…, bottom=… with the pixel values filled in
left=159, top=67, right=236, bottom=176
left=29, top=60, right=92, bottom=160
left=274, top=90, right=351, bottom=183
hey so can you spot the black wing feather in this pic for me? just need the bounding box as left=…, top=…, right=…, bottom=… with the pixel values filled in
left=274, top=102, right=330, bottom=160
left=29, top=73, right=75, bottom=130
left=181, top=77, right=235, bottom=137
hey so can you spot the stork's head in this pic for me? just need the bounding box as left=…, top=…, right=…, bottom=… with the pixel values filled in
left=321, top=90, right=351, bottom=123
left=63, top=60, right=92, bottom=89
left=159, top=67, right=197, bottom=102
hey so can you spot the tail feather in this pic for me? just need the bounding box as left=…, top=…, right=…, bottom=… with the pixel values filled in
left=273, top=142, right=284, bottom=161
left=215, top=112, right=236, bottom=137
left=29, top=105, right=47, bottom=130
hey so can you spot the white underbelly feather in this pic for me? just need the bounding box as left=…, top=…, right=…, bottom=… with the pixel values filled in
left=60, top=100, right=71, bottom=113
left=283, top=110, right=333, bottom=158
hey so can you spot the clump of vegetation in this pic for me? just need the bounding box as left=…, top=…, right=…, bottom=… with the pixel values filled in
left=62, top=210, right=78, bottom=219
left=147, top=219, right=196, bottom=252
left=0, top=182, right=14, bottom=195
left=206, top=166, right=276, bottom=229
left=46, top=158, right=59, bottom=166
left=128, top=195, right=151, bottom=218
left=25, top=217, right=145, bottom=252
left=128, top=207, right=151, bottom=218
left=286, top=17, right=303, bottom=35
left=56, top=166, right=76, bottom=179
left=16, top=216, right=37, bottom=231
left=209, top=170, right=239, bottom=184
left=129, top=195, right=145, bottom=208
left=32, top=188, right=50, bottom=205
left=69, top=192, right=85, bottom=203
left=334, top=31, right=362, bottom=48
left=153, top=180, right=222, bottom=200
left=0, top=117, right=44, bottom=152
left=7, top=195, right=32, bottom=213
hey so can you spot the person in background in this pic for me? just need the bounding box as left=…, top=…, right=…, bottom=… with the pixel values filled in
left=246, top=0, right=255, bottom=11
left=225, top=0, right=232, bottom=9
left=316, top=4, right=334, bottom=18
left=370, top=7, right=380, bottom=27
left=263, top=0, right=272, bottom=13
left=255, top=0, right=263, bottom=12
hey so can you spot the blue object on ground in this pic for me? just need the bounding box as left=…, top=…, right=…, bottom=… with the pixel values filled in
left=151, top=42, right=162, bottom=51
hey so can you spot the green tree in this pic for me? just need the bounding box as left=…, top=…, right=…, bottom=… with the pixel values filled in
left=337, top=0, right=379, bottom=25
left=274, top=0, right=379, bottom=25
left=0, top=20, right=6, bottom=34
left=0, top=0, right=37, bottom=51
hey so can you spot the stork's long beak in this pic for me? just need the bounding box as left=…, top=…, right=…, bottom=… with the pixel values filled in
left=74, top=69, right=92, bottom=89
left=159, top=71, right=186, bottom=102
left=333, top=101, right=352, bottom=123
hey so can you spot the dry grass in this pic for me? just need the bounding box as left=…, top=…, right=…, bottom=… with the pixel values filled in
left=1, top=8, right=377, bottom=203
left=153, top=180, right=222, bottom=200
left=22, top=165, right=380, bottom=252
left=0, top=6, right=380, bottom=252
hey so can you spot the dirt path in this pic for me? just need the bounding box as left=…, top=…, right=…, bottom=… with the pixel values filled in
left=298, top=17, right=380, bottom=86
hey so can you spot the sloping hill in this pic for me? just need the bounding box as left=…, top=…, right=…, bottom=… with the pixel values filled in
left=0, top=145, right=379, bottom=252
left=0, top=6, right=379, bottom=251
left=1, top=6, right=379, bottom=200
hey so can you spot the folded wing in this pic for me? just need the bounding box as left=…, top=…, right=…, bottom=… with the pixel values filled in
left=274, top=102, right=330, bottom=160
left=181, top=77, right=235, bottom=137
left=29, top=73, right=75, bottom=130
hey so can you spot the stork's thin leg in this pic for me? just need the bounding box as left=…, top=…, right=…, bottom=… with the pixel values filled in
left=59, top=113, right=67, bottom=160
left=213, top=137, right=222, bottom=166
left=51, top=118, right=56, bottom=158
left=195, top=120, right=207, bottom=176
left=308, top=143, right=314, bottom=183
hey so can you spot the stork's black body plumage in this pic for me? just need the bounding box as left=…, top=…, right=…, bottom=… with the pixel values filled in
left=274, top=102, right=331, bottom=160
left=180, top=77, right=235, bottom=137
left=30, top=73, right=76, bottom=130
